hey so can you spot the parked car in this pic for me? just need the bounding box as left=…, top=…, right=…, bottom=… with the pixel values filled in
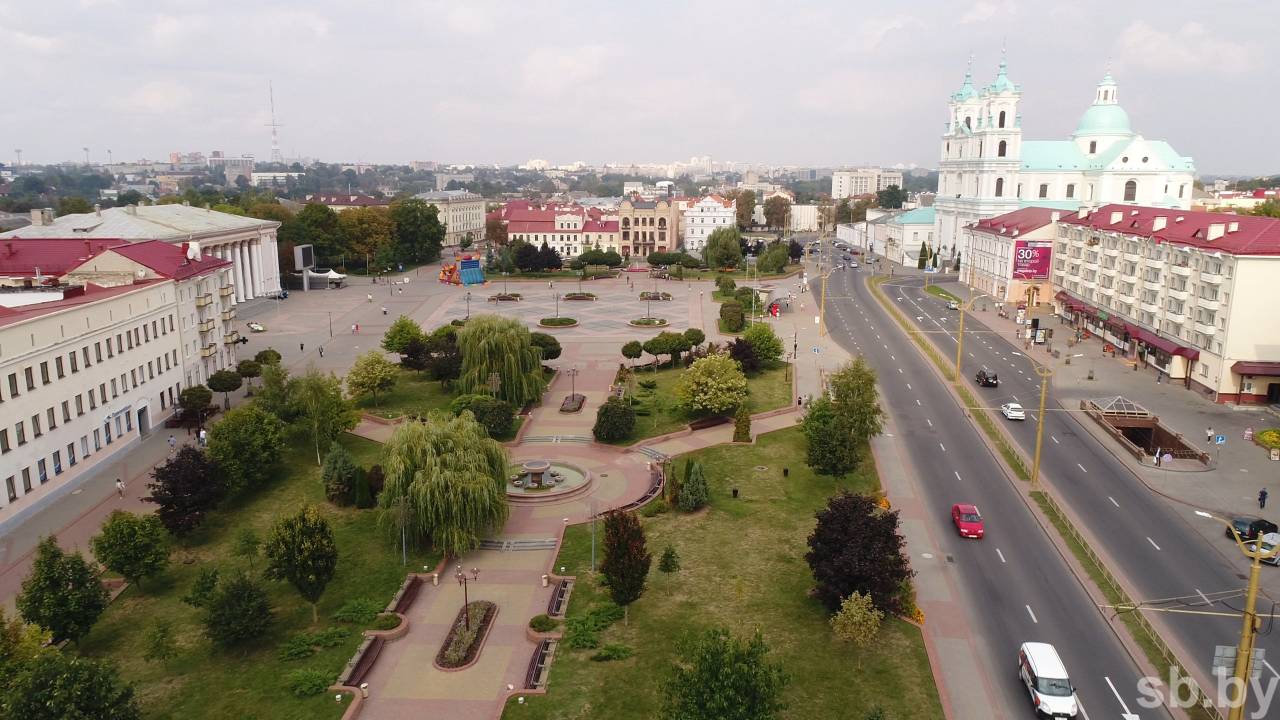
left=1001, top=403, right=1026, bottom=420
left=1018, top=642, right=1079, bottom=718
left=951, top=503, right=985, bottom=539
left=1247, top=533, right=1280, bottom=566
left=849, top=261, right=859, bottom=269
left=1228, top=517, right=1278, bottom=543
left=946, top=301, right=959, bottom=310
left=976, top=369, right=999, bottom=387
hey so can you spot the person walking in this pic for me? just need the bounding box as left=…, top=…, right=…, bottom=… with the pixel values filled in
left=167, top=434, right=176, bottom=457
left=1260, top=488, right=1269, bottom=510
left=367, top=293, right=373, bottom=303
left=198, top=428, right=207, bottom=448
left=351, top=323, right=357, bottom=335
left=115, top=478, right=125, bottom=498
left=300, top=342, right=305, bottom=353
left=1206, top=426, right=1214, bottom=444
left=381, top=306, right=387, bottom=315
left=318, top=346, right=324, bottom=358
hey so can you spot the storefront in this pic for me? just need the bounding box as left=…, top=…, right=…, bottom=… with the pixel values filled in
left=1230, top=361, right=1280, bottom=405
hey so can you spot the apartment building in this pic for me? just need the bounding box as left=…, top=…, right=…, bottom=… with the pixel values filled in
left=415, top=190, right=486, bottom=247
left=831, top=168, right=904, bottom=199
left=304, top=194, right=390, bottom=211
left=682, top=195, right=735, bottom=253
left=618, top=198, right=681, bottom=257
left=1052, top=204, right=1280, bottom=403
left=961, top=207, right=1059, bottom=304
left=501, top=203, right=620, bottom=257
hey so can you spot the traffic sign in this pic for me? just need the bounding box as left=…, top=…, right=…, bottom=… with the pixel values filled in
left=1215, top=435, right=1226, bottom=445
left=812, top=347, right=821, bottom=354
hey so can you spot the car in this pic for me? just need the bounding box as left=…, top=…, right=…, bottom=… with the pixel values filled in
left=1228, top=517, right=1278, bottom=542
left=849, top=261, right=859, bottom=269
left=1246, top=533, right=1280, bottom=566
left=951, top=503, right=985, bottom=538
left=1001, top=403, right=1026, bottom=420
left=1018, top=642, right=1080, bottom=718
left=946, top=301, right=959, bottom=310
left=976, top=369, right=999, bottom=387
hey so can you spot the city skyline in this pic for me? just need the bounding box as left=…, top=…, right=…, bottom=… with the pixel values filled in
left=1, top=0, right=1277, bottom=174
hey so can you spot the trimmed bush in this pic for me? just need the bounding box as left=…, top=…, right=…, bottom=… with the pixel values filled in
left=372, top=613, right=401, bottom=631
left=469, top=397, right=516, bottom=438
left=529, top=614, right=559, bottom=633
left=539, top=316, right=578, bottom=327
left=720, top=300, right=745, bottom=333
left=593, top=397, right=637, bottom=442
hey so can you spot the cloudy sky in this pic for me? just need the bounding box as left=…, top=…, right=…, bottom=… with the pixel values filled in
left=1, top=0, right=1275, bottom=174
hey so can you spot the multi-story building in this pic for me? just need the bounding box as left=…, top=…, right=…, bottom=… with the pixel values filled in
left=0, top=240, right=237, bottom=527
left=206, top=151, right=255, bottom=185
left=839, top=209, right=900, bottom=256
left=831, top=168, right=904, bottom=199
left=415, top=190, right=486, bottom=247
left=1052, top=204, right=1280, bottom=404
left=682, top=196, right=735, bottom=253
left=304, top=194, right=390, bottom=212
left=251, top=172, right=303, bottom=188
left=618, top=198, right=681, bottom=257
left=961, top=207, right=1059, bottom=305
left=435, top=173, right=474, bottom=191
left=883, top=208, right=938, bottom=267
left=2, top=204, right=281, bottom=304
left=493, top=202, right=620, bottom=257
left=937, top=57, right=1195, bottom=275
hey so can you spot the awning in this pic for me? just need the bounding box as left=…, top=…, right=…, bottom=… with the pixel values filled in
left=1055, top=290, right=1070, bottom=301
left=1232, top=361, right=1280, bottom=376
left=1134, top=329, right=1199, bottom=360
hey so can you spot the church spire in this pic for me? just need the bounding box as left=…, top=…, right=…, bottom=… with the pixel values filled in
left=953, top=53, right=977, bottom=101
left=987, top=45, right=1018, bottom=94
left=1094, top=71, right=1118, bottom=105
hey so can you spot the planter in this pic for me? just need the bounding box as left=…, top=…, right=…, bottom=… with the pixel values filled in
left=539, top=317, right=579, bottom=328
left=629, top=317, right=669, bottom=327
left=489, top=293, right=523, bottom=302
left=639, top=291, right=672, bottom=301
left=564, top=292, right=597, bottom=301
left=559, top=394, right=586, bottom=413
left=434, top=601, right=498, bottom=671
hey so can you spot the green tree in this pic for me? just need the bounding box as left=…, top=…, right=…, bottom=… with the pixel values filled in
left=593, top=397, right=637, bottom=442
left=207, top=369, right=243, bottom=410
left=206, top=404, right=286, bottom=494
left=0, top=607, right=52, bottom=677
left=90, top=511, right=169, bottom=589
left=468, top=397, right=516, bottom=438
left=255, top=362, right=294, bottom=421
left=178, top=385, right=214, bottom=426
left=720, top=300, right=745, bottom=333
left=530, top=331, right=562, bottom=360
left=677, top=461, right=710, bottom=512
left=142, top=619, right=178, bottom=665
left=182, top=567, right=220, bottom=609
left=485, top=214, right=509, bottom=245
left=806, top=491, right=911, bottom=614
left=742, top=323, right=784, bottom=365
left=676, top=354, right=748, bottom=415
left=347, top=351, right=399, bottom=406
left=264, top=507, right=338, bottom=623
left=321, top=443, right=360, bottom=506
left=389, top=197, right=446, bottom=263
left=733, top=405, right=752, bottom=443
left=802, top=396, right=857, bottom=475
left=424, top=324, right=462, bottom=385
left=17, top=538, right=108, bottom=643
left=382, top=315, right=424, bottom=355
left=715, top=274, right=736, bottom=294
left=3, top=653, right=141, bottom=720
left=376, top=413, right=509, bottom=559
left=660, top=628, right=788, bottom=720
left=56, top=196, right=94, bottom=216
left=1252, top=199, right=1280, bottom=217
left=236, top=359, right=262, bottom=391
left=232, top=528, right=261, bottom=570
left=683, top=327, right=706, bottom=349
left=203, top=573, right=273, bottom=648
left=658, top=545, right=681, bottom=580
left=290, top=369, right=359, bottom=466
left=455, top=315, right=547, bottom=406
left=876, top=184, right=907, bottom=209
left=599, top=511, right=651, bottom=623
left=762, top=195, right=790, bottom=230
left=827, top=358, right=886, bottom=444
left=830, top=591, right=884, bottom=667
left=788, top=238, right=804, bottom=262
left=281, top=203, right=344, bottom=260
left=254, top=348, right=283, bottom=365
left=756, top=242, right=789, bottom=273
left=337, top=205, right=394, bottom=259
left=735, top=190, right=757, bottom=230
left=704, top=226, right=743, bottom=269
left=146, top=446, right=224, bottom=535
left=621, top=340, right=643, bottom=368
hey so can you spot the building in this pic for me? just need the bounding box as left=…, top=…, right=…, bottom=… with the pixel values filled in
left=304, top=194, right=390, bottom=212
left=789, top=204, right=819, bottom=232
left=831, top=168, right=904, bottom=199
left=0, top=240, right=238, bottom=526
left=493, top=202, right=620, bottom=257
left=617, top=198, right=681, bottom=257
left=838, top=209, right=899, bottom=255
left=2, top=204, right=281, bottom=304
left=206, top=152, right=255, bottom=185
left=435, top=173, right=474, bottom=191
left=936, top=57, right=1195, bottom=278
left=961, top=207, right=1060, bottom=304
left=414, top=190, right=486, bottom=247
left=1051, top=204, right=1280, bottom=404
left=251, top=172, right=303, bottom=188
left=682, top=195, right=735, bottom=253
left=883, top=208, right=938, bottom=267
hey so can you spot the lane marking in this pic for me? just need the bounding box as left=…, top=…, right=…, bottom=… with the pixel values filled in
left=906, top=383, right=912, bottom=390
left=1104, top=676, right=1133, bottom=719
left=1109, top=496, right=1119, bottom=508
left=1195, top=588, right=1212, bottom=607
left=954, top=470, right=962, bottom=481
left=1077, top=463, right=1088, bottom=473
left=890, top=355, right=896, bottom=360
left=898, top=368, right=904, bottom=373
left=1051, top=435, right=1059, bottom=444
left=1147, top=536, right=1162, bottom=551
left=1012, top=394, right=1019, bottom=402
left=1025, top=605, right=1038, bottom=623
left=939, top=443, right=947, bottom=453
left=996, top=548, right=1006, bottom=563
left=916, top=398, right=922, bottom=405
left=926, top=418, right=933, bottom=427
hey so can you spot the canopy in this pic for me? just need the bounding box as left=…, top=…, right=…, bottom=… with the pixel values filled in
left=323, top=269, right=346, bottom=280
left=1232, top=361, right=1280, bottom=377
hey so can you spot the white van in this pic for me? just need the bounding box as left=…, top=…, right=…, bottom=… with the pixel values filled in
left=1249, top=532, right=1280, bottom=566
left=1018, top=642, right=1079, bottom=718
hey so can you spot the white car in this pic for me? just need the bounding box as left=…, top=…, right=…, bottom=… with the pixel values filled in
left=1248, top=533, right=1280, bottom=566
left=1001, top=403, right=1026, bottom=420
left=946, top=301, right=959, bottom=310
left=849, top=261, right=859, bottom=269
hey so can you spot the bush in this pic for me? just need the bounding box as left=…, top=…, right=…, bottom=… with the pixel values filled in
left=593, top=397, right=637, bottom=442
left=286, top=669, right=332, bottom=698
left=320, top=443, right=359, bottom=506
left=677, top=461, right=710, bottom=512
left=469, top=397, right=516, bottom=438
left=591, top=643, right=635, bottom=662
left=353, top=470, right=374, bottom=509
left=530, top=331, right=563, bottom=360
left=373, top=613, right=402, bottom=631
left=720, top=300, right=745, bottom=332
left=333, top=597, right=381, bottom=624
left=638, top=379, right=657, bottom=390
left=203, top=573, right=273, bottom=648
left=639, top=498, right=669, bottom=517
left=563, top=603, right=625, bottom=649
left=182, top=567, right=220, bottom=609
left=529, top=614, right=559, bottom=633
left=715, top=274, right=736, bottom=294
left=733, top=286, right=758, bottom=309
left=1256, top=428, right=1280, bottom=450
left=742, top=323, right=784, bottom=364
left=449, top=393, right=489, bottom=416
left=539, top=316, right=577, bottom=326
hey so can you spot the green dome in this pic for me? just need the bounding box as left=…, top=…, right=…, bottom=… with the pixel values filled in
left=1074, top=104, right=1132, bottom=136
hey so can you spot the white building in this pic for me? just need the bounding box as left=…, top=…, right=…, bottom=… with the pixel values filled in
left=789, top=204, right=819, bottom=232
left=2, top=205, right=281, bottom=304
left=414, top=190, right=486, bottom=246
left=682, top=195, right=735, bottom=253
left=961, top=206, right=1060, bottom=305
left=936, top=57, right=1195, bottom=279
left=831, top=168, right=904, bottom=199
left=251, top=172, right=303, bottom=188
left=883, top=208, right=937, bottom=267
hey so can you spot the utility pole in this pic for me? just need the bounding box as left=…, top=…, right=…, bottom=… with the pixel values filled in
left=83, top=147, right=90, bottom=165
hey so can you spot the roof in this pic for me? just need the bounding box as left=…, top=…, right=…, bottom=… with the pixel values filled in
left=1020, top=141, right=1088, bottom=171
left=305, top=194, right=388, bottom=207
left=101, top=240, right=232, bottom=281
left=1232, top=361, right=1280, bottom=376
left=0, top=238, right=130, bottom=278
left=890, top=207, right=935, bottom=225
left=0, top=204, right=278, bottom=240
left=0, top=280, right=166, bottom=328
left=1059, top=204, right=1280, bottom=256
left=969, top=207, right=1059, bottom=236
left=415, top=190, right=482, bottom=202
left=1074, top=103, right=1132, bottom=137
left=1020, top=642, right=1068, bottom=677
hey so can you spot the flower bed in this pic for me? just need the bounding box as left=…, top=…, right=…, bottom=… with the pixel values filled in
left=489, top=293, right=523, bottom=302
left=435, top=601, right=497, bottom=669
left=1255, top=428, right=1280, bottom=451
left=629, top=317, right=668, bottom=327
left=539, top=317, right=579, bottom=327
left=639, top=291, right=672, bottom=301
left=564, top=292, right=597, bottom=301
left=560, top=394, right=586, bottom=413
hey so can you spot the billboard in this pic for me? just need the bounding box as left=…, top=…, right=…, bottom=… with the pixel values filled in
left=293, top=244, right=315, bottom=271
left=1012, top=240, right=1052, bottom=280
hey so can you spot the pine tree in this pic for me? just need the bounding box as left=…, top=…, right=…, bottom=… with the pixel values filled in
left=677, top=461, right=710, bottom=512
left=733, top=405, right=752, bottom=442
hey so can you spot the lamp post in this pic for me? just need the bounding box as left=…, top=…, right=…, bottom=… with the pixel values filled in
left=554, top=291, right=561, bottom=319
left=1194, top=510, right=1280, bottom=720
left=567, top=366, right=579, bottom=402
left=465, top=291, right=472, bottom=320
left=503, top=271, right=509, bottom=295
left=455, top=567, right=477, bottom=630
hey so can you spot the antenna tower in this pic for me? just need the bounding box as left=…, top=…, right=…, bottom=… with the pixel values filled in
left=266, top=81, right=284, bottom=164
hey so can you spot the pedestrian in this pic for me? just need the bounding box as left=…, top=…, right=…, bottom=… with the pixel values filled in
left=381, top=306, right=387, bottom=315
left=115, top=478, right=125, bottom=498
left=797, top=396, right=802, bottom=407
left=548, top=281, right=553, bottom=289
left=1261, top=488, right=1269, bottom=510
left=1206, top=427, right=1214, bottom=443
left=352, top=323, right=357, bottom=335
left=355, top=323, right=360, bottom=334
left=167, top=434, right=176, bottom=456
left=300, top=342, right=305, bottom=353
left=367, top=293, right=373, bottom=303
left=198, top=428, right=207, bottom=448
left=398, top=287, right=403, bottom=295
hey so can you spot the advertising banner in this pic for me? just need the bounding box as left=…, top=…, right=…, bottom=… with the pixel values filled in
left=1012, top=240, right=1052, bottom=279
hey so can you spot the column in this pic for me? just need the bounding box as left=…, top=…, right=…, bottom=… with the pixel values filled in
left=249, top=240, right=263, bottom=297
left=232, top=242, right=247, bottom=303
left=243, top=242, right=257, bottom=300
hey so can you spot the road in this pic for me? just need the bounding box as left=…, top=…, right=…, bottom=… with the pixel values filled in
left=809, top=258, right=1175, bottom=720
left=866, top=268, right=1278, bottom=717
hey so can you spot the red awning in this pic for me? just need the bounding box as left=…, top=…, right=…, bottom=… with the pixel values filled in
left=1055, top=290, right=1070, bottom=301
left=1134, top=329, right=1199, bottom=360
left=1233, top=361, right=1280, bottom=376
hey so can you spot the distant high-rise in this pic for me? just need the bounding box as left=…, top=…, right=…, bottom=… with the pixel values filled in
left=266, top=81, right=284, bottom=164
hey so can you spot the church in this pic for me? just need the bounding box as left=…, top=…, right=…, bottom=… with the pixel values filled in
left=933, top=55, right=1196, bottom=274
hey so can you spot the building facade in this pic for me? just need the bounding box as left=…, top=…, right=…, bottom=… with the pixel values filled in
left=618, top=199, right=681, bottom=257
left=831, top=168, right=904, bottom=199
left=884, top=208, right=937, bottom=267
left=961, top=207, right=1059, bottom=305
left=682, top=195, right=735, bottom=253
left=494, top=202, right=621, bottom=257
left=415, top=191, right=486, bottom=247
left=304, top=194, right=390, bottom=212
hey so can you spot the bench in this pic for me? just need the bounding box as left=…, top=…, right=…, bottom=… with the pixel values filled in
left=616, top=472, right=664, bottom=514
left=546, top=579, right=572, bottom=617
left=525, top=639, right=556, bottom=689
left=392, top=575, right=422, bottom=615
left=345, top=636, right=385, bottom=687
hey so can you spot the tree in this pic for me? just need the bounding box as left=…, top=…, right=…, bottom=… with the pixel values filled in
left=1252, top=199, right=1280, bottom=218
left=876, top=184, right=906, bottom=209
left=756, top=242, right=789, bottom=273
left=255, top=362, right=294, bottom=421
left=337, top=206, right=394, bottom=259
left=382, top=315, right=424, bottom=355
left=389, top=198, right=446, bottom=263
left=593, top=397, right=636, bottom=442
left=17, top=538, right=108, bottom=643
left=676, top=354, right=748, bottom=415
left=57, top=196, right=94, bottom=216
left=347, top=351, right=399, bottom=406
left=788, top=238, right=804, bottom=262
left=735, top=190, right=757, bottom=230
left=281, top=203, right=344, bottom=260
left=468, top=397, right=516, bottom=438
left=232, top=528, right=261, bottom=569
left=802, top=396, right=857, bottom=475
left=264, top=507, right=338, bottom=623
left=742, top=323, right=784, bottom=365
left=827, top=358, right=886, bottom=444
left=3, top=653, right=141, bottom=720
left=537, top=241, right=562, bottom=270
left=720, top=300, right=745, bottom=333
left=733, top=405, right=752, bottom=442
left=401, top=334, right=431, bottom=375
left=376, top=414, right=509, bottom=559
left=178, top=385, right=214, bottom=426
left=677, top=461, right=710, bottom=512
left=321, top=442, right=360, bottom=506
left=182, top=567, right=219, bottom=609
left=290, top=369, right=359, bottom=466
left=207, top=369, right=243, bottom=410
left=658, top=545, right=681, bottom=581
left=514, top=241, right=540, bottom=271
left=704, top=227, right=743, bottom=269
left=599, top=511, right=651, bottom=623
left=530, top=331, right=562, bottom=360
left=206, top=404, right=286, bottom=494
left=254, top=348, right=282, bottom=365
left=648, top=330, right=690, bottom=366
left=485, top=214, right=509, bottom=245
left=424, top=324, right=462, bottom=385
left=0, top=607, right=52, bottom=678
left=236, top=359, right=262, bottom=391
left=142, top=620, right=178, bottom=665
left=90, top=511, right=169, bottom=588
left=660, top=628, right=788, bottom=720
left=763, top=195, right=790, bottom=230
left=715, top=274, right=736, bottom=294
left=621, top=340, right=643, bottom=368
left=806, top=491, right=912, bottom=615
left=456, top=315, right=547, bottom=406
left=683, top=327, right=706, bottom=349
left=203, top=573, right=273, bottom=648
left=830, top=591, right=884, bottom=667
left=728, top=337, right=760, bottom=373
left=146, top=446, right=224, bottom=535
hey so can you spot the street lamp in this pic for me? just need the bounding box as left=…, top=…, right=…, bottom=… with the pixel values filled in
left=567, top=366, right=579, bottom=402
left=454, top=566, right=480, bottom=630
left=465, top=291, right=472, bottom=320
left=1194, top=510, right=1280, bottom=720
left=554, top=291, right=561, bottom=319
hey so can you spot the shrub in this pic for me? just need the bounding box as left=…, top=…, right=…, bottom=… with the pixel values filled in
left=373, top=613, right=402, bottom=631
left=1256, top=428, right=1280, bottom=450
left=638, top=379, right=657, bottom=390
left=733, top=405, right=752, bottom=442
left=720, top=300, right=745, bottom=332
left=715, top=274, right=736, bottom=294
left=639, top=498, right=669, bottom=517
left=593, top=397, right=637, bottom=442
left=182, top=567, right=220, bottom=609
left=320, top=443, right=359, bottom=506
left=353, top=470, right=374, bottom=509
left=742, top=323, right=784, bottom=364
left=563, top=603, right=625, bottom=649
left=530, top=331, right=563, bottom=360
left=449, top=393, right=489, bottom=416
left=539, top=316, right=577, bottom=326
left=529, top=614, right=559, bottom=633
left=203, top=573, right=273, bottom=648
left=677, top=461, right=710, bottom=512
left=733, top=286, right=757, bottom=308
left=333, top=597, right=382, bottom=624
left=591, top=643, right=635, bottom=662
left=277, top=635, right=319, bottom=661
left=469, top=397, right=516, bottom=438
left=286, top=669, right=332, bottom=698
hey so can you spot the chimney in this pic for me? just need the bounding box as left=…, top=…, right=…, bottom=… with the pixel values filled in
left=1109, top=211, right=1123, bottom=224
left=1076, top=207, right=1087, bottom=219
left=94, top=203, right=101, bottom=217
left=30, top=208, right=44, bottom=226
left=1207, top=223, right=1225, bottom=241
left=1152, top=216, right=1167, bottom=231
left=41, top=208, right=54, bottom=225
left=126, top=204, right=137, bottom=216
left=1228, top=221, right=1239, bottom=233
left=1051, top=211, right=1061, bottom=223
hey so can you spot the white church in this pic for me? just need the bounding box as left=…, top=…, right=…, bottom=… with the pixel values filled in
left=934, top=56, right=1196, bottom=271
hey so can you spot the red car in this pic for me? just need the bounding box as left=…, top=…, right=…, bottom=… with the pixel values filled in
left=951, top=503, right=985, bottom=539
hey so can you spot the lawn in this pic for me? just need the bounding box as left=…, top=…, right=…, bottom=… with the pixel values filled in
left=619, top=361, right=792, bottom=443
left=354, top=368, right=454, bottom=419
left=503, top=428, right=940, bottom=720
left=676, top=264, right=803, bottom=280
left=924, top=284, right=962, bottom=303
left=78, top=434, right=439, bottom=720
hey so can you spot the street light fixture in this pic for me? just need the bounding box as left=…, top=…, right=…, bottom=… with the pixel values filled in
left=567, top=366, right=579, bottom=402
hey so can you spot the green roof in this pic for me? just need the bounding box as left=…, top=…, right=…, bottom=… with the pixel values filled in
left=1020, top=141, right=1088, bottom=171
left=1074, top=104, right=1132, bottom=137
left=890, top=208, right=936, bottom=225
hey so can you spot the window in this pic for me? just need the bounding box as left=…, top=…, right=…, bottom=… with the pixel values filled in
left=53, top=451, right=62, bottom=476
left=115, top=415, right=123, bottom=436
left=1088, top=141, right=1097, bottom=154
left=55, top=357, right=65, bottom=378
left=1038, top=184, right=1049, bottom=199
left=100, top=383, right=107, bottom=403
left=111, top=379, right=118, bottom=398
left=1179, top=184, right=1186, bottom=199
left=24, top=367, right=35, bottom=390
left=67, top=443, right=76, bottom=466
left=1066, top=184, right=1075, bottom=199
left=997, top=140, right=1007, bottom=157
left=31, top=415, right=42, bottom=438
left=37, top=459, right=47, bottom=484
left=5, top=476, right=14, bottom=503
left=16, top=421, right=25, bottom=445
left=70, top=352, right=79, bottom=373
left=40, top=362, right=50, bottom=384
left=998, top=110, right=1006, bottom=128
left=61, top=401, right=70, bottom=423
left=0, top=428, right=8, bottom=453
left=94, top=428, right=101, bottom=450
left=995, top=178, right=1004, bottom=197
left=95, top=342, right=102, bottom=363
left=964, top=116, right=972, bottom=129
left=1124, top=180, right=1137, bottom=202
left=76, top=395, right=84, bottom=415
left=7, top=373, right=16, bottom=397
left=81, top=435, right=89, bottom=457
left=106, top=340, right=113, bottom=358
left=104, top=421, right=112, bottom=444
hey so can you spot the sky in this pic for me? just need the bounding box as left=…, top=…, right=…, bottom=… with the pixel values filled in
left=1, top=0, right=1276, bottom=175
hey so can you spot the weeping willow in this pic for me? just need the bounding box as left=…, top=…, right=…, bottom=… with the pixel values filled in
left=456, top=314, right=548, bottom=406
left=376, top=412, right=510, bottom=559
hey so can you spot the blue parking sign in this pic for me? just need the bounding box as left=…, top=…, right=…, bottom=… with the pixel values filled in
left=1215, top=435, right=1226, bottom=445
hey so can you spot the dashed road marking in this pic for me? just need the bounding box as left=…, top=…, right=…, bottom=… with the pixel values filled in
left=1051, top=435, right=1059, bottom=444
left=954, top=470, right=962, bottom=481
left=939, top=443, right=947, bottom=452
left=926, top=418, right=932, bottom=427
left=1025, top=605, right=1038, bottom=623
left=996, top=548, right=1006, bottom=563
left=1147, top=537, right=1162, bottom=551
left=1109, top=496, right=1119, bottom=508
left=1077, top=463, right=1088, bottom=473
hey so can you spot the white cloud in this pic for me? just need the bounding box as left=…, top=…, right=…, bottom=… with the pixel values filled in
left=445, top=5, right=493, bottom=35
left=1116, top=21, right=1258, bottom=71
left=856, top=14, right=922, bottom=52
left=3, top=28, right=60, bottom=53
left=520, top=45, right=614, bottom=95
left=256, top=9, right=330, bottom=39
left=960, top=1, right=1015, bottom=25
left=115, top=80, right=194, bottom=114
left=148, top=14, right=207, bottom=47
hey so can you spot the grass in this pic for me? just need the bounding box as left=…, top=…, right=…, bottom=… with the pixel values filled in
left=354, top=368, right=454, bottom=419
left=612, top=361, right=791, bottom=444
left=78, top=434, right=439, bottom=720
left=503, top=428, right=941, bottom=719
left=924, top=284, right=962, bottom=303
left=539, top=317, right=578, bottom=327
left=675, top=264, right=803, bottom=280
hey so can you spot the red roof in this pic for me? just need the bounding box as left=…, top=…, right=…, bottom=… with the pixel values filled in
left=0, top=280, right=167, bottom=328
left=305, top=194, right=389, bottom=207
left=1059, top=204, right=1280, bottom=256
left=104, top=240, right=232, bottom=281
left=0, top=238, right=129, bottom=278
left=969, top=207, right=1059, bottom=236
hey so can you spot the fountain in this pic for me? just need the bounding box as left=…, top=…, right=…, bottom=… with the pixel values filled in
left=507, top=460, right=591, bottom=502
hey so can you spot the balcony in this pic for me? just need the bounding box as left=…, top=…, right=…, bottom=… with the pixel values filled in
left=1194, top=321, right=1217, bottom=337
left=223, top=332, right=241, bottom=345
left=194, top=293, right=214, bottom=308
left=197, top=319, right=216, bottom=334
left=1123, top=252, right=1142, bottom=263
left=1103, top=247, right=1120, bottom=257
left=1170, top=264, right=1192, bottom=277
left=1196, top=296, right=1221, bottom=311
left=221, top=308, right=236, bottom=322
left=1080, top=278, right=1097, bottom=290
left=1167, top=287, right=1190, bottom=301
left=1143, top=279, right=1163, bottom=292
left=1084, top=261, right=1101, bottom=272
left=1140, top=301, right=1161, bottom=314
left=1144, top=258, right=1165, bottom=270
left=1098, top=286, right=1115, bottom=296
left=1200, top=271, right=1223, bottom=284
left=219, top=285, right=234, bottom=298
left=1166, top=310, right=1187, bottom=325
left=1117, top=291, right=1136, bottom=303
left=200, top=344, right=217, bottom=358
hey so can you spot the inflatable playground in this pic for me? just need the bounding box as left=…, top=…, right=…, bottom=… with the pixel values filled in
left=439, top=256, right=487, bottom=286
